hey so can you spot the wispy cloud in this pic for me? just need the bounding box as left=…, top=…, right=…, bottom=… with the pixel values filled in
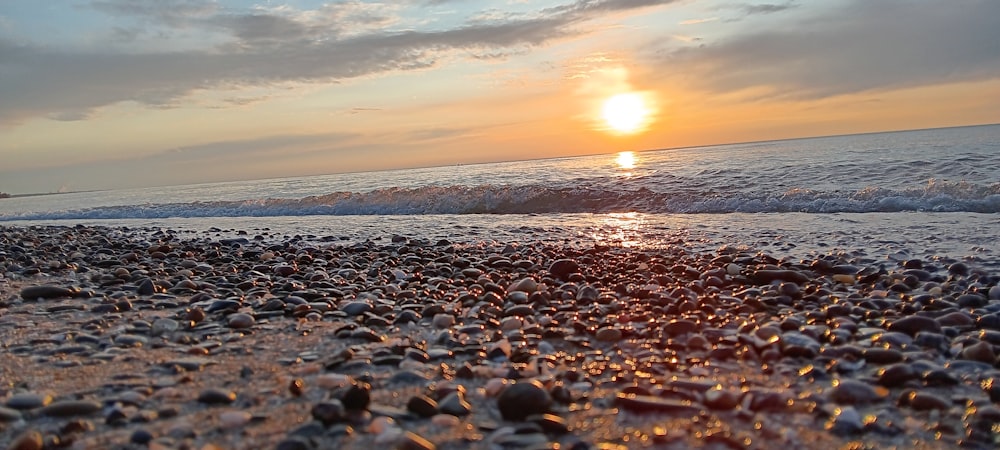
left=659, top=0, right=1000, bottom=99
left=0, top=0, right=681, bottom=126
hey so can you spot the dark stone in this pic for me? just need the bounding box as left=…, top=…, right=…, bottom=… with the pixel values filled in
left=20, top=285, right=79, bottom=300
left=548, top=259, right=580, bottom=281
left=339, top=383, right=371, bottom=411
left=888, top=316, right=941, bottom=336
left=497, top=380, right=552, bottom=421
left=406, top=395, right=438, bottom=418
left=38, top=400, right=101, bottom=417
left=196, top=388, right=236, bottom=405
left=615, top=393, right=700, bottom=414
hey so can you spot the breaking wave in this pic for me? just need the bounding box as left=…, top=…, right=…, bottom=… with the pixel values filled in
left=2, top=179, right=998, bottom=221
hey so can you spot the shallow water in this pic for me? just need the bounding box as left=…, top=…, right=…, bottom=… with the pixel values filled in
left=2, top=125, right=998, bottom=268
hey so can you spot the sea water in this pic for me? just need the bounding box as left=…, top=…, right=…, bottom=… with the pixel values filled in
left=2, top=125, right=998, bottom=268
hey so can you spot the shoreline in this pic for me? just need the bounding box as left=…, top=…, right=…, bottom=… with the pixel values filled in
left=1, top=225, right=998, bottom=449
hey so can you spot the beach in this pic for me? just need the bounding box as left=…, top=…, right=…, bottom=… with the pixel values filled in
left=2, top=224, right=998, bottom=449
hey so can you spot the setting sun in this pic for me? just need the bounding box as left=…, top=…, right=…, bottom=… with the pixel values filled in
left=602, top=93, right=650, bottom=134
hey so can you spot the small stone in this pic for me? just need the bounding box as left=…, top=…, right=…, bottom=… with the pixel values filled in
left=888, top=316, right=941, bottom=336
left=5, top=392, right=52, bottom=410
left=227, top=313, right=255, bottom=329
left=548, top=259, right=580, bottom=281
left=0, top=405, right=23, bottom=422
left=7, top=430, right=43, bottom=450
left=406, top=395, right=438, bottom=418
left=438, top=392, right=471, bottom=417
left=38, top=400, right=101, bottom=417
left=906, top=392, right=950, bottom=411
left=497, top=380, right=552, bottom=421
left=340, top=383, right=371, bottom=411
left=137, top=278, right=156, bottom=296
left=151, top=318, right=180, bottom=336
left=432, top=314, right=455, bottom=329
left=289, top=378, right=305, bottom=397
left=20, top=285, right=78, bottom=300
left=529, top=414, right=570, bottom=434
left=276, top=437, right=312, bottom=450
left=316, top=373, right=353, bottom=389
left=615, top=393, right=700, bottom=414
left=341, top=301, right=372, bottom=316
left=219, top=410, right=252, bottom=428
left=826, top=406, right=864, bottom=434
left=829, top=379, right=888, bottom=404
left=130, top=429, right=154, bottom=445
left=312, top=399, right=346, bottom=425
left=197, top=388, right=236, bottom=405
left=961, top=341, right=996, bottom=364
left=507, top=278, right=538, bottom=294
left=399, top=431, right=436, bottom=450
left=663, top=319, right=698, bottom=337
left=703, top=387, right=741, bottom=410
left=876, top=363, right=917, bottom=387
left=594, top=327, right=622, bottom=342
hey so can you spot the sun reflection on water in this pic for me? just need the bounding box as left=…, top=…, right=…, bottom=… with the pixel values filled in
left=616, top=151, right=636, bottom=169
left=590, top=212, right=646, bottom=248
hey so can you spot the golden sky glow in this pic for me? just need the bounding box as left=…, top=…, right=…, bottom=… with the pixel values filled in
left=1, top=0, right=999, bottom=193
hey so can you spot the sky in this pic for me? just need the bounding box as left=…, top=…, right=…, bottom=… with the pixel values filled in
left=1, top=0, right=999, bottom=194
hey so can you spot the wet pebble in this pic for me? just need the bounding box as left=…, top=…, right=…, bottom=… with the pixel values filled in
left=406, top=395, right=438, bottom=418
left=38, top=400, right=101, bottom=417
left=197, top=388, right=237, bottom=405
left=827, top=406, right=864, bottom=434
left=830, top=379, right=887, bottom=404
left=227, top=313, right=255, bottom=329
left=438, top=392, right=471, bottom=417
left=888, top=316, right=941, bottom=335
left=497, top=380, right=551, bottom=421
left=5, top=392, right=52, bottom=410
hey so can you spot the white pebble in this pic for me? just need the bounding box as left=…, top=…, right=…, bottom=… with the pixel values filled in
left=431, top=413, right=462, bottom=427
left=219, top=410, right=251, bottom=429
left=316, top=373, right=353, bottom=389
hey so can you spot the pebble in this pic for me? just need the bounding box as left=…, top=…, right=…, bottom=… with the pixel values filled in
left=227, top=313, right=255, bottom=329
left=829, top=379, right=888, bottom=404
left=547, top=259, right=580, bottom=280
left=615, top=393, right=701, bottom=414
left=7, top=430, right=43, bottom=450
left=197, top=388, right=237, bottom=405
left=20, top=285, right=77, bottom=300
left=888, top=316, right=941, bottom=335
left=38, top=400, right=101, bottom=417
left=594, top=327, right=622, bottom=342
left=0, top=405, right=23, bottom=422
left=5, top=392, right=52, bottom=410
left=497, top=380, right=552, bottom=421
left=406, top=395, right=438, bottom=418
left=438, top=392, right=472, bottom=417
left=219, top=410, right=252, bottom=428
left=826, top=406, right=864, bottom=434
left=906, top=392, right=951, bottom=411
left=960, top=341, right=996, bottom=363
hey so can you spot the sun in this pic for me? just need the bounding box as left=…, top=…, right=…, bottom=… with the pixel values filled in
left=602, top=93, right=649, bottom=134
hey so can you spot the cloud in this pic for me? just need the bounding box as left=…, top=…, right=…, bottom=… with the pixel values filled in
left=0, top=0, right=681, bottom=126
left=733, top=2, right=797, bottom=16
left=660, top=0, right=1000, bottom=99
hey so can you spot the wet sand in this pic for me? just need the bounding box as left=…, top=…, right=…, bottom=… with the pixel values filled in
left=1, top=225, right=998, bottom=449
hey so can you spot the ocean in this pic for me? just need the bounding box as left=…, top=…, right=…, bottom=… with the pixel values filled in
left=2, top=124, right=998, bottom=269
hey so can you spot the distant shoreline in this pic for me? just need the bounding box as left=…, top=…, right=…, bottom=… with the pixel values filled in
left=0, top=190, right=107, bottom=199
